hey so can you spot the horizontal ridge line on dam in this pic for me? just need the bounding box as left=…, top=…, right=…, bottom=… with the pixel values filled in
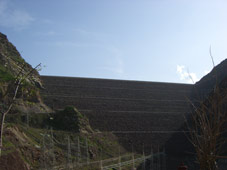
left=41, top=86, right=192, bottom=92
left=40, top=75, right=193, bottom=85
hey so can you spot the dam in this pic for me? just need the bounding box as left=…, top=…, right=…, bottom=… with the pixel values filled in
left=40, top=76, right=192, bottom=131
left=40, top=75, right=194, bottom=168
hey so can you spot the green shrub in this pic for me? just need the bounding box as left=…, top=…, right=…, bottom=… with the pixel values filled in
left=51, top=106, right=82, bottom=132
left=29, top=113, right=51, bottom=128
left=0, top=65, right=14, bottom=82
left=5, top=114, right=23, bottom=124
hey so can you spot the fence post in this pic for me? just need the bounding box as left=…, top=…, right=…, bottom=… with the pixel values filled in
left=67, top=136, right=72, bottom=169
left=77, top=136, right=81, bottom=165
left=131, top=144, right=135, bottom=170
left=50, top=127, right=56, bottom=167
left=26, top=112, right=29, bottom=128
left=86, top=137, right=89, bottom=164
left=118, top=147, right=121, bottom=170
left=100, top=159, right=103, bottom=170
left=42, top=133, right=47, bottom=169
left=100, top=148, right=103, bottom=170
left=162, top=148, right=166, bottom=170
left=157, top=145, right=160, bottom=170
left=143, top=143, right=145, bottom=170
left=150, top=145, right=153, bottom=170
left=132, top=153, right=135, bottom=170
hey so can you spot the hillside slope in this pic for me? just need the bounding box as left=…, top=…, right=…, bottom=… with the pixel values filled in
left=0, top=32, right=50, bottom=114
left=0, top=33, right=40, bottom=84
left=193, top=59, right=227, bottom=99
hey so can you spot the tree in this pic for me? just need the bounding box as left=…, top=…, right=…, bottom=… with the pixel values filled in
left=188, top=79, right=227, bottom=170
left=0, top=63, right=41, bottom=156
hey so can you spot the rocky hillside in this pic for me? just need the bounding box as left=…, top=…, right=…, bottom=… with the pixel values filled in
left=0, top=32, right=50, bottom=114
left=193, top=59, right=227, bottom=99
left=0, top=32, right=40, bottom=84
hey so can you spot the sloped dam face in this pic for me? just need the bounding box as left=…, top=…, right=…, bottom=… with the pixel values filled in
left=40, top=75, right=194, bottom=169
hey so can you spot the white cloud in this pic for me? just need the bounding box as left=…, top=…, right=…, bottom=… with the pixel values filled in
left=176, top=65, right=199, bottom=83
left=0, top=0, right=34, bottom=30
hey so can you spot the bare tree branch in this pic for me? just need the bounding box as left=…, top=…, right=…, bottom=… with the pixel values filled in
left=0, top=63, right=41, bottom=156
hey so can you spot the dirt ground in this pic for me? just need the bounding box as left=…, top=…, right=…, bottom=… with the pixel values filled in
left=0, top=151, right=30, bottom=170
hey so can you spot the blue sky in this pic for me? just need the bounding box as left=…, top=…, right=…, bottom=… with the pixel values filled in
left=0, top=0, right=227, bottom=84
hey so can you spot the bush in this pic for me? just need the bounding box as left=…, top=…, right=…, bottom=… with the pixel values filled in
left=0, top=65, right=14, bottom=82
left=51, top=106, right=83, bottom=132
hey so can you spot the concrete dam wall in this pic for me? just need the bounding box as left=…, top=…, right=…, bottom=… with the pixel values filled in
left=40, top=76, right=193, bottom=131
left=40, top=75, right=196, bottom=168
left=40, top=75, right=193, bottom=147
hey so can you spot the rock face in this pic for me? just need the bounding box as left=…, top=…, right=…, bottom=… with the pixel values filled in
left=0, top=32, right=41, bottom=85
left=193, top=59, right=227, bottom=99
left=0, top=32, right=51, bottom=114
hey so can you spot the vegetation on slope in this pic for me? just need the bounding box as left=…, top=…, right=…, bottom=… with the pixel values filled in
left=2, top=107, right=128, bottom=170
left=0, top=32, right=51, bottom=116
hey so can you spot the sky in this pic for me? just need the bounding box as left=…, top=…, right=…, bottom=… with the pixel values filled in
left=0, top=0, right=227, bottom=84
